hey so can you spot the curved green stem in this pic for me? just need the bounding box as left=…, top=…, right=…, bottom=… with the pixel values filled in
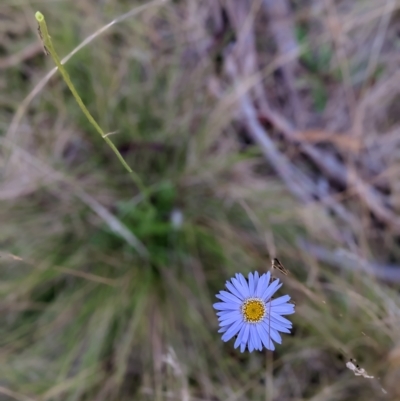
left=35, top=11, right=144, bottom=192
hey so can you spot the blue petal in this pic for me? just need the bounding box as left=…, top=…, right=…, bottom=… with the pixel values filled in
left=265, top=314, right=292, bottom=331
left=271, top=312, right=292, bottom=326
left=219, top=314, right=242, bottom=326
left=237, top=273, right=250, bottom=298
left=218, top=314, right=243, bottom=326
left=219, top=317, right=239, bottom=327
left=270, top=320, right=291, bottom=333
left=257, top=324, right=272, bottom=349
left=248, top=273, right=255, bottom=294
left=248, top=326, right=256, bottom=352
left=271, top=295, right=291, bottom=306
left=273, top=325, right=291, bottom=333
left=218, top=310, right=241, bottom=321
left=231, top=277, right=246, bottom=296
left=225, top=281, right=244, bottom=300
left=262, top=280, right=282, bottom=301
left=213, top=302, right=237, bottom=311
left=253, top=271, right=260, bottom=289
left=269, top=314, right=291, bottom=326
left=270, top=319, right=292, bottom=333
left=216, top=291, right=242, bottom=304
left=256, top=272, right=271, bottom=297
left=221, top=319, right=243, bottom=342
left=234, top=324, right=247, bottom=349
left=254, top=325, right=262, bottom=350
left=241, top=324, right=250, bottom=350
left=271, top=304, right=295, bottom=315
left=255, top=274, right=266, bottom=297
left=269, top=327, right=282, bottom=344
left=259, top=323, right=275, bottom=351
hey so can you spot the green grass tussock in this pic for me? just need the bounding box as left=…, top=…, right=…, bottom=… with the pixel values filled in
left=1, top=1, right=400, bottom=400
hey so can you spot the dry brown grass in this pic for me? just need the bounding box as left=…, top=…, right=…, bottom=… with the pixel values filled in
left=1, top=0, right=400, bottom=400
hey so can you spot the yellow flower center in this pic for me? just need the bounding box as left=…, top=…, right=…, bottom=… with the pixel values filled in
left=241, top=298, right=266, bottom=323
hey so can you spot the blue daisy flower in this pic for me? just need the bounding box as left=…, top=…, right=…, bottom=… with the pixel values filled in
left=213, top=271, right=295, bottom=352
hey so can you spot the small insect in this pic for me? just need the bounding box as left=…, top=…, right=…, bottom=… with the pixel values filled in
left=346, top=358, right=374, bottom=379
left=271, top=258, right=289, bottom=276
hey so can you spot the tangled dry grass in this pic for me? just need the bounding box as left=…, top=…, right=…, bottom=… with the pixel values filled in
left=1, top=0, right=400, bottom=400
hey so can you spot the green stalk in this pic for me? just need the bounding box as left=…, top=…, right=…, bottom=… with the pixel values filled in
left=35, top=11, right=144, bottom=191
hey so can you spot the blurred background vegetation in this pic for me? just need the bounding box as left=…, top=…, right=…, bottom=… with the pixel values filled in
left=1, top=0, right=400, bottom=400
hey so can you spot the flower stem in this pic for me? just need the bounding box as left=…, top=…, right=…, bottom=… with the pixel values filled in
left=35, top=11, right=144, bottom=191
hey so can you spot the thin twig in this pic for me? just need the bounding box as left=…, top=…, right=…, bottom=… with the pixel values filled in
left=262, top=0, right=305, bottom=127
left=225, top=56, right=315, bottom=202
left=258, top=103, right=400, bottom=232
left=223, top=0, right=270, bottom=114
left=298, top=239, right=400, bottom=283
